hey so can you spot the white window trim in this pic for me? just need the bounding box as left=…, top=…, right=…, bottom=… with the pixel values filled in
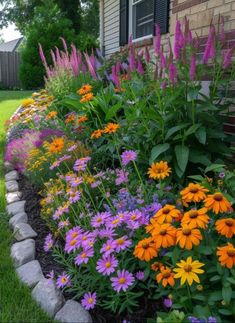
left=129, top=0, right=154, bottom=42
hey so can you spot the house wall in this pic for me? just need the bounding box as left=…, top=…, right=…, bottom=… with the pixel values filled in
left=101, top=0, right=235, bottom=56
left=103, top=0, right=120, bottom=56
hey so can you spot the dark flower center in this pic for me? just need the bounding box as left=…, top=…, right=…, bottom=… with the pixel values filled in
left=227, top=249, right=235, bottom=257
left=160, top=229, right=167, bottom=235
left=190, top=188, right=198, bottom=193
left=225, top=220, right=233, bottom=227
left=214, top=193, right=223, bottom=201
left=184, top=265, right=192, bottom=272
left=163, top=208, right=170, bottom=214
left=189, top=211, right=198, bottom=218
left=182, top=228, right=191, bottom=235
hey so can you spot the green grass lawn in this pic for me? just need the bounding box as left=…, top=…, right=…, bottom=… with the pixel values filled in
left=0, top=90, right=53, bottom=323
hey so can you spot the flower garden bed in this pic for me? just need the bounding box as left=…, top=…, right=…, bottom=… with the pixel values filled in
left=4, top=18, right=235, bottom=323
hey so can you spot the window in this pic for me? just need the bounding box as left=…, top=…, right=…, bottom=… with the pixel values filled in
left=132, top=0, right=154, bottom=39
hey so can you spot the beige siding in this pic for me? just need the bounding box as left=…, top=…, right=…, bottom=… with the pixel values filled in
left=104, top=0, right=120, bottom=56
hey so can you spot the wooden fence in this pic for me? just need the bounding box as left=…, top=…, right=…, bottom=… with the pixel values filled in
left=0, top=51, right=21, bottom=88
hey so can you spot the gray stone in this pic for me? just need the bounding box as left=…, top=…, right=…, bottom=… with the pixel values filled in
left=32, top=279, right=64, bottom=317
left=5, top=170, right=19, bottom=181
left=11, top=239, right=35, bottom=267
left=9, top=212, right=28, bottom=229
left=55, top=300, right=92, bottom=323
left=14, top=223, right=37, bottom=241
left=6, top=191, right=22, bottom=204
left=4, top=161, right=14, bottom=172
left=16, top=260, right=44, bottom=288
left=5, top=180, right=19, bottom=192
left=6, top=200, right=25, bottom=216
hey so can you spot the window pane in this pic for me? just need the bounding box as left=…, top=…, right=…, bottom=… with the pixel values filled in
left=133, top=0, right=154, bottom=39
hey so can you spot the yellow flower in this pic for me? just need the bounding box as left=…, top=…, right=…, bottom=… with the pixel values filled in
left=147, top=161, right=171, bottom=180
left=21, top=98, right=35, bottom=107
left=173, top=256, right=204, bottom=286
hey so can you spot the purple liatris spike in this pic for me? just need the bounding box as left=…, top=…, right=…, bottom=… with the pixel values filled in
left=203, top=25, right=216, bottom=64
left=189, top=54, right=196, bottom=81
left=174, top=20, right=184, bottom=59
left=160, top=51, right=166, bottom=69
left=222, top=45, right=235, bottom=69
left=137, top=59, right=144, bottom=75
left=111, top=65, right=120, bottom=87
left=169, top=63, right=177, bottom=84
left=129, top=47, right=136, bottom=72
left=154, top=24, right=161, bottom=56
left=144, top=46, right=150, bottom=63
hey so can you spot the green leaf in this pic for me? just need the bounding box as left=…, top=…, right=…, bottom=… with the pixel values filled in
left=222, top=285, right=232, bottom=304
left=208, top=291, right=222, bottom=302
left=175, top=145, right=189, bottom=173
left=165, top=124, right=189, bottom=141
left=195, top=127, right=207, bottom=144
left=189, top=150, right=211, bottom=166
left=192, top=294, right=206, bottom=301
left=185, top=124, right=201, bottom=137
left=210, top=275, right=221, bottom=282
left=149, top=144, right=170, bottom=164
left=205, top=164, right=225, bottom=173
left=218, top=309, right=232, bottom=316
left=226, top=277, right=235, bottom=285
left=187, top=175, right=204, bottom=181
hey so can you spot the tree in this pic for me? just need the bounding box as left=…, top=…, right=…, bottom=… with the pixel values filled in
left=19, top=2, right=79, bottom=89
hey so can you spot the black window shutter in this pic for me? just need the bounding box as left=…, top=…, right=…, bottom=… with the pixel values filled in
left=154, top=0, right=170, bottom=34
left=120, top=0, right=129, bottom=46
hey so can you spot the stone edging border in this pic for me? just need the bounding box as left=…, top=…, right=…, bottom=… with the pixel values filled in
left=4, top=122, right=92, bottom=323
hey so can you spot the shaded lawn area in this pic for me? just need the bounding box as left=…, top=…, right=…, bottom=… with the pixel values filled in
left=0, top=91, right=53, bottom=322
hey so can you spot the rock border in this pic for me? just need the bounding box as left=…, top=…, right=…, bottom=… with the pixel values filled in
left=4, top=165, right=92, bottom=321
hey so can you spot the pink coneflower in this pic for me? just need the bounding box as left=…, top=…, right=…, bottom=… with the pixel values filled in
left=43, top=233, right=54, bottom=252
left=114, top=236, right=132, bottom=253
left=56, top=272, right=71, bottom=289
left=91, top=212, right=111, bottom=228
left=135, top=271, right=145, bottom=280
left=100, top=239, right=116, bottom=256
left=81, top=292, right=97, bottom=310
left=96, top=254, right=118, bottom=276
left=75, top=248, right=94, bottom=265
left=121, top=150, right=137, bottom=166
left=73, top=156, right=91, bottom=172
left=111, top=270, right=134, bottom=292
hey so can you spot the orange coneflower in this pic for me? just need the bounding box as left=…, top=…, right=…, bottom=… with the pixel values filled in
left=114, top=87, right=125, bottom=93
left=156, top=266, right=175, bottom=287
left=77, top=84, right=93, bottom=95
left=151, top=261, right=163, bottom=272
left=49, top=137, right=64, bottom=153
left=153, top=204, right=182, bottom=224
left=77, top=115, right=88, bottom=124
left=181, top=208, right=210, bottom=229
left=180, top=183, right=209, bottom=206
left=147, top=223, right=176, bottom=249
left=147, top=161, right=171, bottom=180
left=103, top=123, right=120, bottom=134
left=65, top=114, right=75, bottom=124
left=204, top=192, right=231, bottom=214
left=46, top=111, right=57, bottom=120
left=217, top=243, right=235, bottom=269
left=80, top=92, right=94, bottom=103
left=176, top=223, right=202, bottom=250
left=215, top=218, right=235, bottom=238
left=133, top=237, right=158, bottom=261
left=90, top=129, right=103, bottom=139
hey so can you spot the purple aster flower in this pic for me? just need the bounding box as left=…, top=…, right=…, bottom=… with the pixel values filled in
left=43, top=233, right=54, bottom=252
left=50, top=160, right=61, bottom=170
left=81, top=291, right=96, bottom=310
left=59, top=154, right=71, bottom=162
left=46, top=270, right=54, bottom=284
left=91, top=212, right=111, bottom=228
left=100, top=239, right=116, bottom=256
left=67, top=144, right=78, bottom=152
left=114, top=235, right=132, bottom=253
left=126, top=209, right=144, bottom=230
left=64, top=226, right=83, bottom=253
left=96, top=254, right=118, bottom=276
left=58, top=219, right=70, bottom=229
left=73, top=156, right=91, bottom=172
left=98, top=228, right=117, bottom=239
left=188, top=317, right=200, bottom=323
left=121, top=150, right=137, bottom=166
left=163, top=297, right=172, bottom=308
left=135, top=271, right=145, bottom=280
left=91, top=180, right=101, bottom=188
left=106, top=215, right=123, bottom=229
left=68, top=190, right=81, bottom=204
left=69, top=176, right=83, bottom=187
left=56, top=272, right=71, bottom=289
left=115, top=169, right=129, bottom=186
left=208, top=317, right=217, bottom=323
left=75, top=248, right=94, bottom=265
left=111, top=270, right=135, bottom=293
